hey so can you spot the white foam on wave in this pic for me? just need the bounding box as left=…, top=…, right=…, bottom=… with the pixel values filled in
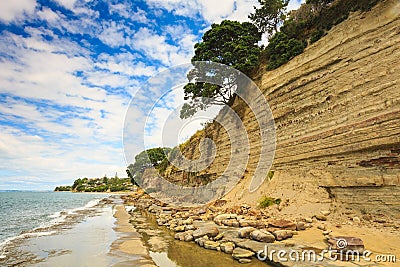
left=0, top=230, right=56, bottom=259
left=1, top=197, right=108, bottom=259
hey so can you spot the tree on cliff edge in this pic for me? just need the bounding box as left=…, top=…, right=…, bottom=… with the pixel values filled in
left=249, top=0, right=289, bottom=38
left=180, top=20, right=261, bottom=119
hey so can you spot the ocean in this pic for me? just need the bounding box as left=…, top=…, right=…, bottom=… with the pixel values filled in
left=0, top=191, right=112, bottom=261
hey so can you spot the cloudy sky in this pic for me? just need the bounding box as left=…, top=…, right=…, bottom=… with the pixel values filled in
left=0, top=0, right=302, bottom=190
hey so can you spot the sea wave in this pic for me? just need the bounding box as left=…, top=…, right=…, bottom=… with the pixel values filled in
left=0, top=196, right=109, bottom=259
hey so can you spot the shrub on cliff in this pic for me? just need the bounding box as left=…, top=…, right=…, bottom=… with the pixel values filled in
left=265, top=32, right=306, bottom=70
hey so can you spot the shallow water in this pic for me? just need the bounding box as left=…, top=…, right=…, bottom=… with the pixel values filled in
left=0, top=195, right=130, bottom=266
left=129, top=209, right=272, bottom=267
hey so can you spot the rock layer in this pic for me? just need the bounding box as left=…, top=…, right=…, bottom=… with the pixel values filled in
left=157, top=0, right=400, bottom=216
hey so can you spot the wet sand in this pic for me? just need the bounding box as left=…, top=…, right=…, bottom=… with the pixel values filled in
left=110, top=205, right=157, bottom=267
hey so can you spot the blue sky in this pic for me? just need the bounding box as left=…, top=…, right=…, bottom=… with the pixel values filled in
left=0, top=0, right=302, bottom=190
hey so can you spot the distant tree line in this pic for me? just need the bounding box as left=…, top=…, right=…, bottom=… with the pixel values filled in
left=55, top=175, right=134, bottom=192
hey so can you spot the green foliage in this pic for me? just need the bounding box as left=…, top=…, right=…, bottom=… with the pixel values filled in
left=54, top=186, right=72, bottom=192
left=69, top=176, right=133, bottom=192
left=249, top=0, right=289, bottom=37
left=127, top=147, right=171, bottom=185
left=265, top=32, right=306, bottom=70
left=259, top=196, right=282, bottom=208
left=310, top=28, right=325, bottom=43
left=181, top=20, right=261, bottom=119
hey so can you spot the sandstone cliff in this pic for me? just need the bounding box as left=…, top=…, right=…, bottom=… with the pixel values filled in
left=157, top=0, right=400, bottom=219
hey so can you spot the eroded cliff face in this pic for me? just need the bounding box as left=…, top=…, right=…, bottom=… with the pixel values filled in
left=162, top=0, right=400, bottom=218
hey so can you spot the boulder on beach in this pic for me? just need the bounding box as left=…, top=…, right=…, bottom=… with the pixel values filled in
left=250, top=230, right=275, bottom=243
left=192, top=226, right=219, bottom=239
left=238, top=227, right=257, bottom=239
left=268, top=219, right=296, bottom=230
left=232, top=247, right=255, bottom=259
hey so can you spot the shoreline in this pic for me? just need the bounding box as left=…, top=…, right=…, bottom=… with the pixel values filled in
left=110, top=204, right=157, bottom=267
left=121, top=190, right=399, bottom=266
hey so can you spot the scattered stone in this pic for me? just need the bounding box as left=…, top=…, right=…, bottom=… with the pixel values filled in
left=195, top=235, right=209, bottom=247
left=174, top=225, right=186, bottom=232
left=214, top=232, right=224, bottom=241
left=305, top=218, right=313, bottom=223
left=182, top=218, right=193, bottom=225
left=174, top=232, right=185, bottom=240
left=185, top=225, right=195, bottom=231
left=273, top=230, right=293, bottom=241
left=304, top=223, right=312, bottom=228
left=353, top=217, right=361, bottom=223
left=296, top=222, right=306, bottom=231
left=268, top=219, right=296, bottom=230
left=320, top=210, right=331, bottom=216
left=222, top=219, right=240, bottom=227
left=220, top=242, right=235, bottom=254
left=232, top=247, right=255, bottom=259
left=317, top=224, right=327, bottom=231
left=214, top=214, right=237, bottom=225
left=250, top=230, right=275, bottom=243
left=238, top=227, right=257, bottom=239
left=323, top=230, right=330, bottom=235
left=315, top=214, right=327, bottom=221
left=204, top=240, right=220, bottom=250
left=196, top=208, right=206, bottom=215
left=239, top=259, right=252, bottom=264
left=184, top=234, right=194, bottom=242
left=193, top=226, right=219, bottom=239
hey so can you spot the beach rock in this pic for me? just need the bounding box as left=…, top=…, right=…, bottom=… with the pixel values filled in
left=214, top=214, right=237, bottom=225
left=320, top=210, right=331, bottom=216
left=353, top=217, right=361, bottom=223
left=174, top=225, right=186, bottom=232
left=268, top=219, right=296, bottom=230
left=305, top=218, right=313, bottom=223
left=174, top=232, right=186, bottom=241
left=250, top=230, right=275, bottom=243
left=238, top=219, right=255, bottom=227
left=182, top=218, right=193, bottom=225
left=296, top=222, right=306, bottom=231
left=192, top=226, right=219, bottom=239
left=197, top=208, right=207, bottom=215
left=323, top=230, right=331, bottom=235
left=185, top=225, right=195, bottom=231
left=213, top=232, right=224, bottom=241
left=317, top=224, right=327, bottom=231
left=222, top=219, right=240, bottom=227
left=184, top=234, right=194, bottom=242
left=273, top=230, right=293, bottom=241
left=232, top=247, right=255, bottom=259
left=195, top=235, right=209, bottom=247
left=315, top=214, right=327, bottom=221
left=328, top=236, right=364, bottom=253
left=220, top=242, right=235, bottom=254
left=239, top=259, right=252, bottom=264
left=204, top=240, right=220, bottom=250
left=238, top=227, right=257, bottom=239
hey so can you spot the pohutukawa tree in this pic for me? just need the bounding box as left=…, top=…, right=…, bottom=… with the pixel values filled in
left=181, top=20, right=261, bottom=119
left=249, top=0, right=290, bottom=38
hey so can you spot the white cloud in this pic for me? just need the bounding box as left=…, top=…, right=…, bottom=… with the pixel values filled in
left=98, top=21, right=130, bottom=48
left=0, top=0, right=36, bottom=23
left=131, top=27, right=193, bottom=66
